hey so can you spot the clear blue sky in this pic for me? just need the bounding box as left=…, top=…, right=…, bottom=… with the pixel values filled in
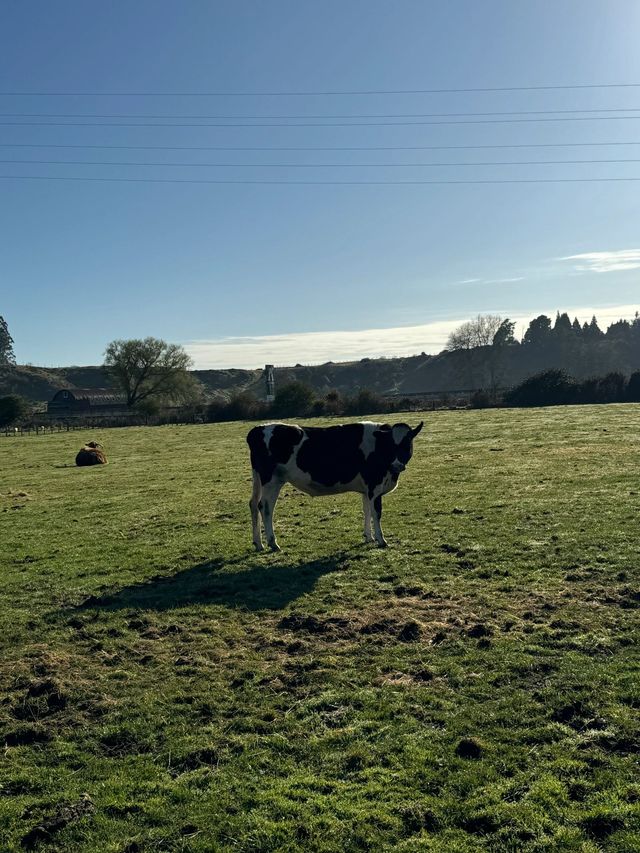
left=1, top=1, right=639, bottom=367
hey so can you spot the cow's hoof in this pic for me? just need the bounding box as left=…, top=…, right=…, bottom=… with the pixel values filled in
left=363, top=535, right=375, bottom=545
left=268, top=541, right=281, bottom=553
left=254, top=542, right=265, bottom=552
left=376, top=539, right=388, bottom=549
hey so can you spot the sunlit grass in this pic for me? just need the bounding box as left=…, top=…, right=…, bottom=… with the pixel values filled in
left=0, top=406, right=639, bottom=851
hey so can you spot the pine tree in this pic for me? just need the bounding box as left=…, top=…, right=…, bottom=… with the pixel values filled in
left=0, top=316, right=16, bottom=365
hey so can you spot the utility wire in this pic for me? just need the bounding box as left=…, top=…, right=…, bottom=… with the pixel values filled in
left=2, top=174, right=640, bottom=185
left=4, top=107, right=640, bottom=119
left=3, top=157, right=640, bottom=168
left=1, top=82, right=640, bottom=96
left=4, top=116, right=640, bottom=127
left=1, top=141, right=640, bottom=152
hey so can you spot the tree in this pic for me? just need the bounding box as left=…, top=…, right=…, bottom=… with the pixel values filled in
left=606, top=319, right=631, bottom=341
left=552, top=312, right=572, bottom=338
left=447, top=314, right=504, bottom=351
left=446, top=314, right=505, bottom=388
left=271, top=381, right=316, bottom=417
left=104, top=337, right=198, bottom=408
left=523, top=315, right=552, bottom=346
left=0, top=395, right=30, bottom=426
left=0, top=316, right=16, bottom=365
left=583, top=316, right=604, bottom=341
left=492, top=319, right=516, bottom=348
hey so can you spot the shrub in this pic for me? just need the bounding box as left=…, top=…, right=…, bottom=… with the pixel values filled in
left=344, top=389, right=388, bottom=416
left=470, top=389, right=492, bottom=409
left=504, top=369, right=577, bottom=407
left=0, top=395, right=31, bottom=427
left=324, top=390, right=344, bottom=416
left=207, top=392, right=267, bottom=422
left=271, top=382, right=316, bottom=418
left=627, top=371, right=640, bottom=402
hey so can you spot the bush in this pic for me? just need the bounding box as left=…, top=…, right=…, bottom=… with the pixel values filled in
left=0, top=395, right=30, bottom=427
left=470, top=389, right=492, bottom=409
left=271, top=382, right=316, bottom=418
left=343, top=389, right=389, bottom=416
left=324, top=390, right=344, bottom=416
left=504, top=369, right=577, bottom=407
left=627, top=371, right=640, bottom=402
left=596, top=372, right=627, bottom=403
left=206, top=392, right=267, bottom=423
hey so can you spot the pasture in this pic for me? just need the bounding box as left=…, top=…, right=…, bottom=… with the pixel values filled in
left=0, top=406, right=639, bottom=852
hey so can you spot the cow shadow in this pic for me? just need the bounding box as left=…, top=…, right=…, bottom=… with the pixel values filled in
left=73, top=552, right=349, bottom=614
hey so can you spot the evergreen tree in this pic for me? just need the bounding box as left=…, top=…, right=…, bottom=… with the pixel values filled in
left=572, top=317, right=582, bottom=335
left=584, top=315, right=604, bottom=341
left=606, top=319, right=631, bottom=340
left=553, top=312, right=572, bottom=337
left=523, top=315, right=552, bottom=346
left=0, top=315, right=16, bottom=365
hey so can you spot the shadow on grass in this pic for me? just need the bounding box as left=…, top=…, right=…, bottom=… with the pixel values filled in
left=75, top=552, right=348, bottom=613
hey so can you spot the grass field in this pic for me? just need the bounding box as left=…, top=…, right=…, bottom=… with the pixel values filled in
left=1, top=406, right=639, bottom=852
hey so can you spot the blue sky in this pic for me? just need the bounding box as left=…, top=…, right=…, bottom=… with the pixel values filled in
left=1, top=1, right=639, bottom=368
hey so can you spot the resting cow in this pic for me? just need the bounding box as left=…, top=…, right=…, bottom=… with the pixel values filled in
left=247, top=421, right=423, bottom=551
left=75, top=441, right=107, bottom=467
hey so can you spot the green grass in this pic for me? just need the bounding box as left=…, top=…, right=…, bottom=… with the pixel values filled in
left=1, top=406, right=639, bottom=852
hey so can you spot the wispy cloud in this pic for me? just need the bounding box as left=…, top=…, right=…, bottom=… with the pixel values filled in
left=184, top=302, right=639, bottom=369
left=559, top=249, right=640, bottom=273
left=455, top=276, right=524, bottom=285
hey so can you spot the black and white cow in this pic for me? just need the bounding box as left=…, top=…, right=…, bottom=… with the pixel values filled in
left=247, top=420, right=423, bottom=551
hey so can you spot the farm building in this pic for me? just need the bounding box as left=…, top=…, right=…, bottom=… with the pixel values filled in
left=47, top=388, right=128, bottom=416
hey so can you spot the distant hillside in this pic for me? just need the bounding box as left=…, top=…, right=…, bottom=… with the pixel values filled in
left=3, top=326, right=639, bottom=405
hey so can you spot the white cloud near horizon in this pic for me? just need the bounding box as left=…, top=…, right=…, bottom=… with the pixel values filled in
left=560, top=249, right=640, bottom=273
left=184, top=303, right=639, bottom=370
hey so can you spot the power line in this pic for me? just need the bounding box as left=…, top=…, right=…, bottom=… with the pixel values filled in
left=3, top=157, right=640, bottom=168
left=1, top=82, right=640, bottom=96
left=4, top=107, right=640, bottom=119
left=1, top=141, right=640, bottom=152
left=4, top=116, right=640, bottom=128
left=2, top=174, right=640, bottom=185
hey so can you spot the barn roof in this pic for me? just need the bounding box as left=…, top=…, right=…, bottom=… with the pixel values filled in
left=51, top=388, right=127, bottom=404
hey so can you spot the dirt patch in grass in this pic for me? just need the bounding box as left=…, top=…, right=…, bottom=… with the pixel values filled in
left=12, top=678, right=69, bottom=720
left=4, top=724, right=53, bottom=747
left=21, top=794, right=94, bottom=849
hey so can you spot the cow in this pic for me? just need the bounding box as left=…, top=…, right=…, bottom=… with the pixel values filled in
left=247, top=420, right=423, bottom=551
left=75, top=441, right=107, bottom=467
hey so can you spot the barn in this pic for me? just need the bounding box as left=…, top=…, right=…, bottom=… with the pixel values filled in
left=47, top=388, right=128, bottom=416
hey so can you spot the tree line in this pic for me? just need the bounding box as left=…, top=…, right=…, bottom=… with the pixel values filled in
left=445, top=310, right=640, bottom=394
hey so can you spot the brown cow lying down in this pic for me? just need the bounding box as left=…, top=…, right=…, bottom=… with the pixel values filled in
left=75, top=441, right=107, bottom=466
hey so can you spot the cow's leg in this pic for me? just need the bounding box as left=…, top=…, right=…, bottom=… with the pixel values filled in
left=260, top=479, right=283, bottom=552
left=250, top=470, right=263, bottom=551
left=371, top=493, right=387, bottom=548
left=362, top=493, right=374, bottom=543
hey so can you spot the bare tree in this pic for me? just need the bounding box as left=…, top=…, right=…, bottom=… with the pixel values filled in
left=104, top=337, right=199, bottom=408
left=446, top=314, right=505, bottom=388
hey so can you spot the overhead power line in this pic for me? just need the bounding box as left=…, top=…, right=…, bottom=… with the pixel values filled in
left=1, top=82, right=640, bottom=96
left=3, top=107, right=640, bottom=119
left=4, top=117, right=640, bottom=128
left=3, top=157, right=640, bottom=168
left=2, top=174, right=640, bottom=185
left=2, top=141, right=640, bottom=152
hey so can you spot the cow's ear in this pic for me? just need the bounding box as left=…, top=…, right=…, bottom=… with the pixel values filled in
left=411, top=421, right=424, bottom=438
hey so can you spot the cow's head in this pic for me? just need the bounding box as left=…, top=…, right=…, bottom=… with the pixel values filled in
left=389, top=421, right=424, bottom=475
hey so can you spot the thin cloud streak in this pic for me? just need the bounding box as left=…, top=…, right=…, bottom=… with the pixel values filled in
left=560, top=249, right=640, bottom=273
left=184, top=302, right=639, bottom=369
